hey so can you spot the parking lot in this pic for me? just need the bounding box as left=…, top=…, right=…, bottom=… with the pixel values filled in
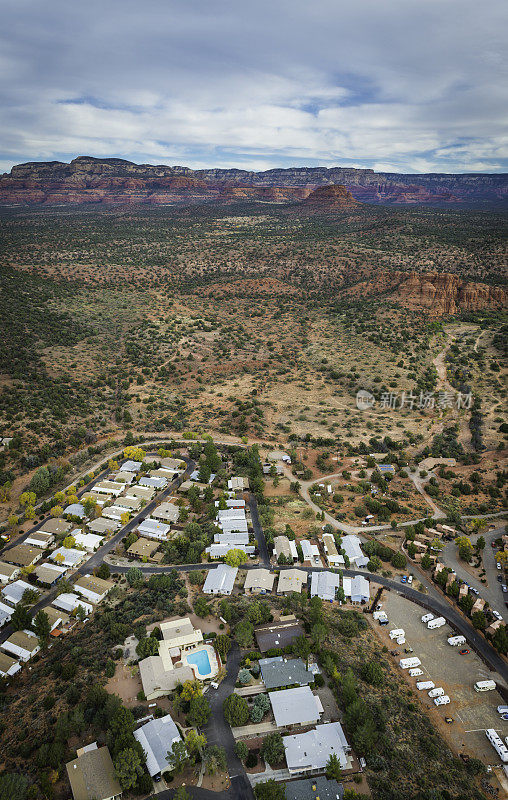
left=372, top=590, right=508, bottom=768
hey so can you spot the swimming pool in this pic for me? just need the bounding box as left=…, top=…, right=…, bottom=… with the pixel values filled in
left=186, top=648, right=212, bottom=677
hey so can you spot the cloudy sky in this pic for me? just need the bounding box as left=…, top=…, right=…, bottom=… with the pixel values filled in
left=1, top=0, right=507, bottom=174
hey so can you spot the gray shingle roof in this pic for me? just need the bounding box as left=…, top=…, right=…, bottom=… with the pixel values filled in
left=260, top=657, right=314, bottom=690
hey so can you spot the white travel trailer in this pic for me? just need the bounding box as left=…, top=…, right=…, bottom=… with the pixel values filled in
left=421, top=613, right=434, bottom=624
left=428, top=687, right=445, bottom=698
left=399, top=657, right=421, bottom=669
left=396, top=636, right=406, bottom=645
left=474, top=680, right=496, bottom=692
left=409, top=668, right=424, bottom=677
left=485, top=729, right=508, bottom=763
left=447, top=635, right=466, bottom=646
left=427, top=617, right=446, bottom=630
left=389, top=628, right=405, bottom=640
left=416, top=680, right=435, bottom=691
left=434, top=695, right=450, bottom=706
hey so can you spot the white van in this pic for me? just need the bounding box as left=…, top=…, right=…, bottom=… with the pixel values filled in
left=389, top=628, right=405, bottom=640
left=421, top=613, right=434, bottom=624
left=409, top=667, right=424, bottom=677
left=428, top=617, right=446, bottom=630
left=434, top=695, right=450, bottom=706
left=428, top=687, right=445, bottom=698
left=447, top=635, right=466, bottom=647
left=474, top=680, right=496, bottom=692
left=416, top=680, right=435, bottom=691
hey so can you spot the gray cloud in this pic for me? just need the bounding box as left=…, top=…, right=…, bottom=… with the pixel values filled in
left=1, top=0, right=507, bottom=173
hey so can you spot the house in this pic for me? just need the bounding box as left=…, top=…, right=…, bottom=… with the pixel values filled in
left=35, top=563, right=68, bottom=586
left=213, top=531, right=250, bottom=546
left=127, top=537, right=161, bottom=561
left=378, top=464, right=395, bottom=475
left=487, top=619, right=504, bottom=637
left=133, top=715, right=181, bottom=777
left=52, top=593, right=92, bottom=616
left=342, top=575, right=370, bottom=604
left=1, top=579, right=37, bottom=606
left=50, top=547, right=86, bottom=568
left=228, top=476, right=245, bottom=491
left=160, top=457, right=186, bottom=471
left=87, top=518, right=120, bottom=534
left=0, top=601, right=14, bottom=627
left=4, top=544, right=43, bottom=568
left=73, top=532, right=104, bottom=552
left=74, top=575, right=114, bottom=604
left=113, top=471, right=134, bottom=484
left=38, top=605, right=71, bottom=633
left=285, top=776, right=344, bottom=800
left=138, top=618, right=203, bottom=700
left=101, top=505, right=128, bottom=522
left=274, top=536, right=298, bottom=563
left=260, top=656, right=314, bottom=690
left=244, top=569, right=275, bottom=594
left=300, top=540, right=320, bottom=565
left=64, top=503, right=86, bottom=519
left=66, top=743, right=122, bottom=800
left=268, top=450, right=291, bottom=464
left=269, top=685, right=323, bottom=728
left=217, top=508, right=246, bottom=522
left=216, top=498, right=246, bottom=509
left=25, top=530, right=54, bottom=548
left=472, top=597, right=486, bottom=613
left=113, top=496, right=142, bottom=512
left=277, top=569, right=307, bottom=595
left=40, top=518, right=71, bottom=535
left=2, top=630, right=40, bottom=661
left=137, top=518, right=171, bottom=541
left=459, top=583, right=469, bottom=599
left=206, top=544, right=255, bottom=560
left=322, top=534, right=344, bottom=567
left=121, top=459, right=142, bottom=472
left=284, top=722, right=351, bottom=774
left=93, top=480, right=125, bottom=497
left=139, top=476, right=167, bottom=489
left=0, top=561, right=20, bottom=584
left=203, top=563, right=238, bottom=595
left=218, top=518, right=248, bottom=534
left=341, top=535, right=369, bottom=567
left=0, top=651, right=21, bottom=678
left=125, top=484, right=155, bottom=502
left=81, top=490, right=111, bottom=508
left=255, top=618, right=305, bottom=653
left=310, top=571, right=340, bottom=603
left=151, top=502, right=180, bottom=524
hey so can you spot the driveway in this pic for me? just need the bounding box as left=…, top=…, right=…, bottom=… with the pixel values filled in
left=248, top=496, right=270, bottom=567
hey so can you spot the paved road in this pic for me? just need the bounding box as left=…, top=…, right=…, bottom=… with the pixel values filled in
left=248, top=496, right=270, bottom=568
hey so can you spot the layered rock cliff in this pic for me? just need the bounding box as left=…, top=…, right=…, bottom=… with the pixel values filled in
left=301, top=184, right=361, bottom=210
left=0, top=156, right=506, bottom=206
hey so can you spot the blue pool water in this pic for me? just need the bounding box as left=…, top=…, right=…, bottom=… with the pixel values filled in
left=186, top=648, right=211, bottom=676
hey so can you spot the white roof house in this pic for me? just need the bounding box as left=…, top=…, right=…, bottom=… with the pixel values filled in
left=217, top=508, right=246, bottom=521
left=139, top=476, right=167, bottom=489
left=50, top=547, right=86, bottom=568
left=151, top=502, right=180, bottom=523
left=341, top=535, right=369, bottom=567
left=269, top=686, right=323, bottom=728
left=310, top=571, right=341, bottom=602
left=2, top=630, right=40, bottom=662
left=137, top=518, right=171, bottom=541
left=218, top=518, right=248, bottom=534
left=64, top=503, right=86, bottom=519
left=93, top=480, right=125, bottom=497
left=73, top=532, right=104, bottom=552
left=284, top=722, right=351, bottom=774
left=216, top=498, right=246, bottom=509
left=277, top=569, right=307, bottom=595
left=206, top=544, right=255, bottom=560
left=228, top=477, right=244, bottom=491
left=300, top=540, right=320, bottom=565
left=213, top=531, right=250, bottom=546
left=1, top=580, right=36, bottom=606
left=122, top=459, right=143, bottom=472
left=52, top=593, right=93, bottom=616
left=101, top=505, right=127, bottom=521
left=0, top=601, right=13, bottom=627
left=342, top=575, right=370, bottom=604
left=203, top=564, right=238, bottom=595
left=134, top=715, right=181, bottom=776
left=322, top=534, right=344, bottom=567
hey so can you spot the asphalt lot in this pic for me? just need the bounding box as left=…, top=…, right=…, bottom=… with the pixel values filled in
left=380, top=591, right=508, bottom=766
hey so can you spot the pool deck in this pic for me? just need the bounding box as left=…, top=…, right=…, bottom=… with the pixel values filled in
left=183, top=643, right=219, bottom=681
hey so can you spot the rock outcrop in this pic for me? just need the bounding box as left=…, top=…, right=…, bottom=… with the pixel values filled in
left=0, top=156, right=506, bottom=206
left=301, top=184, right=361, bottom=211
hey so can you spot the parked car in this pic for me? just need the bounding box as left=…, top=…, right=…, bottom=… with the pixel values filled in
left=502, top=585, right=508, bottom=593
left=459, top=649, right=470, bottom=655
left=470, top=587, right=479, bottom=595
left=404, top=647, right=414, bottom=654
left=492, top=610, right=502, bottom=620
left=497, top=576, right=503, bottom=583
left=400, top=576, right=407, bottom=583
left=445, top=717, right=454, bottom=724
left=497, top=563, right=502, bottom=570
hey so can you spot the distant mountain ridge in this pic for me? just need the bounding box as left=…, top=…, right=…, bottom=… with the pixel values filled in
left=1, top=155, right=507, bottom=206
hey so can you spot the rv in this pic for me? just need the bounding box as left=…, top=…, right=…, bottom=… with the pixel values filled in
left=399, top=657, right=421, bottom=669
left=434, top=695, right=451, bottom=706
left=428, top=687, right=445, bottom=698
left=485, top=729, right=508, bottom=763
left=474, top=680, right=496, bottom=692
left=497, top=706, right=508, bottom=715
left=389, top=628, right=405, bottom=640
left=447, top=635, right=466, bottom=647
left=427, top=617, right=446, bottom=630
left=416, top=680, right=435, bottom=691
left=409, top=668, right=424, bottom=677
left=396, top=636, right=406, bottom=645
left=421, top=613, right=434, bottom=624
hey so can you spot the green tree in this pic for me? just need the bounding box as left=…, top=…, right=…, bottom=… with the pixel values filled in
left=114, top=747, right=144, bottom=790
left=293, top=635, right=312, bottom=669
left=97, top=563, right=111, bottom=579
left=260, top=732, right=284, bottom=767
left=472, top=610, right=487, bottom=630
left=238, top=668, right=252, bottom=685
left=136, top=636, right=159, bottom=659
left=33, top=610, right=51, bottom=648
left=254, top=780, right=285, bottom=800
left=204, top=745, right=227, bottom=775
left=11, top=605, right=31, bottom=631
left=326, top=752, right=343, bottom=782
left=360, top=660, right=384, bottom=686
left=126, top=566, right=144, bottom=586
left=185, top=729, right=206, bottom=757
left=224, top=548, right=247, bottom=568
left=223, top=693, right=249, bottom=726
left=167, top=739, right=193, bottom=774
left=311, top=622, right=327, bottom=650
left=235, top=619, right=254, bottom=648
left=234, top=740, right=249, bottom=762
left=174, top=788, right=191, bottom=800
left=391, top=551, right=406, bottom=569
left=188, top=695, right=211, bottom=727
left=215, top=634, right=231, bottom=662
left=0, top=774, right=29, bottom=800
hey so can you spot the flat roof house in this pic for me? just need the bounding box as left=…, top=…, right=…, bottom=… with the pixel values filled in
left=244, top=569, right=275, bottom=594
left=35, top=563, right=68, bottom=586
left=341, top=535, right=369, bottom=568
left=284, top=722, right=351, bottom=774
left=64, top=503, right=86, bottom=519
left=322, top=534, right=344, bottom=567
left=151, top=502, right=180, bottom=524
left=53, top=593, right=93, bottom=616
left=40, top=518, right=71, bottom=535
left=93, top=480, right=125, bottom=497
left=274, top=536, right=298, bottom=562
left=0, top=601, right=13, bottom=628
left=1, top=579, right=37, bottom=606
left=113, top=471, right=134, bottom=484
left=125, top=484, right=155, bottom=501
left=25, top=530, right=54, bottom=548
left=4, top=544, right=43, bottom=568
left=206, top=543, right=255, bottom=560
left=74, top=575, right=114, bottom=604
left=342, top=575, right=370, bottom=604
left=73, top=532, right=104, bottom=552
left=139, top=476, right=167, bottom=489
left=137, top=518, right=171, bottom=541
left=310, top=571, right=341, bottom=603
left=134, top=715, right=181, bottom=776
left=87, top=518, right=120, bottom=534
left=0, top=561, right=20, bottom=584
left=228, top=476, right=245, bottom=491
left=277, top=569, right=307, bottom=595
left=214, top=531, right=250, bottom=546
left=203, top=563, right=238, bottom=595
left=139, top=617, right=203, bottom=701
left=218, top=518, right=248, bottom=534
left=50, top=547, right=87, bottom=568
left=300, top=540, right=321, bottom=565
left=269, top=685, right=323, bottom=729
left=260, top=656, right=314, bottom=690
left=0, top=651, right=21, bottom=678
left=127, top=537, right=161, bottom=561
left=255, top=619, right=305, bottom=653
left=66, top=743, right=122, bottom=800
left=121, top=459, right=142, bottom=472
left=38, top=604, right=71, bottom=633
left=113, top=496, right=142, bottom=512
left=285, top=776, right=344, bottom=800
left=2, top=630, right=40, bottom=662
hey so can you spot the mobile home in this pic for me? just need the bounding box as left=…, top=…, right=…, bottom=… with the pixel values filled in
left=447, top=635, right=466, bottom=647
left=389, top=628, right=405, bottom=640
left=434, top=695, right=450, bottom=706
left=427, top=617, right=446, bottom=630
left=474, top=680, right=496, bottom=692
left=399, top=657, right=421, bottom=669
left=421, top=613, right=434, bottom=624
left=416, top=680, right=435, bottom=691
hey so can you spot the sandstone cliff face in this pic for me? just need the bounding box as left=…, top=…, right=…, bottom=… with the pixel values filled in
left=0, top=156, right=506, bottom=206
left=301, top=184, right=361, bottom=210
